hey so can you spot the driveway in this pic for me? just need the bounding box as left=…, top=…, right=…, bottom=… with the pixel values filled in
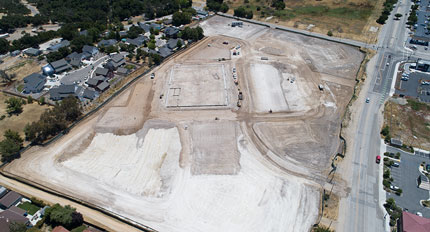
left=60, top=53, right=108, bottom=85
left=386, top=146, right=430, bottom=217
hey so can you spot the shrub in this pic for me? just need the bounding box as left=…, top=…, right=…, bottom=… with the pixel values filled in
left=395, top=189, right=402, bottom=195
left=327, top=31, right=333, bottom=36
left=381, top=126, right=390, bottom=136
left=383, top=179, right=391, bottom=188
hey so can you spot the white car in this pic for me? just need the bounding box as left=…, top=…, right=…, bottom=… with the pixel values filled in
left=366, top=98, right=370, bottom=103
left=390, top=185, right=400, bottom=190
left=417, top=212, right=423, bottom=217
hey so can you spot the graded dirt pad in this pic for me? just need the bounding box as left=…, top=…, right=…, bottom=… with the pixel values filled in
left=5, top=15, right=364, bottom=232
left=249, top=63, right=289, bottom=112
left=190, top=121, right=239, bottom=175
left=165, top=64, right=229, bottom=108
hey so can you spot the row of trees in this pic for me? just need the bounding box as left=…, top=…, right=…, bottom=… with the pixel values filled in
left=45, top=204, right=84, bottom=230
left=234, top=7, right=254, bottom=19
left=24, top=96, right=81, bottom=144
left=207, top=0, right=229, bottom=13
left=376, top=0, right=398, bottom=24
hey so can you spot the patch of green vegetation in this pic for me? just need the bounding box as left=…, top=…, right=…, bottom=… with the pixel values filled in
left=16, top=84, right=24, bottom=92
left=407, top=99, right=430, bottom=111
left=18, top=202, right=40, bottom=215
left=291, top=5, right=371, bottom=20
left=124, top=64, right=135, bottom=70
left=71, top=225, right=87, bottom=232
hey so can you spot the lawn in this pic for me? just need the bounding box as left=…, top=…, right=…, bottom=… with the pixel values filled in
left=0, top=93, right=51, bottom=141
left=383, top=99, right=430, bottom=150
left=17, top=201, right=40, bottom=215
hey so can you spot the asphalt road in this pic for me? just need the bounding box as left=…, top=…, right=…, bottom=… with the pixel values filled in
left=386, top=146, right=430, bottom=218
left=61, top=54, right=108, bottom=85
left=340, top=0, right=414, bottom=231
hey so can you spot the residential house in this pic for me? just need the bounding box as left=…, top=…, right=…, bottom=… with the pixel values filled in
left=167, top=38, right=182, bottom=49
left=96, top=81, right=110, bottom=92
left=82, top=45, right=98, bottom=57
left=119, top=31, right=128, bottom=37
left=50, top=59, right=72, bottom=74
left=159, top=46, right=172, bottom=58
left=138, top=22, right=151, bottom=33
left=10, top=50, right=20, bottom=57
left=82, top=88, right=97, bottom=101
left=107, top=54, right=125, bottom=70
left=0, top=186, right=7, bottom=199
left=79, top=30, right=88, bottom=36
left=125, top=35, right=147, bottom=47
left=0, top=209, right=30, bottom=232
left=67, top=52, right=85, bottom=61
left=95, top=67, right=109, bottom=77
left=49, top=84, right=77, bottom=100
left=116, top=67, right=129, bottom=75
left=23, top=73, right=46, bottom=94
left=42, top=64, right=54, bottom=76
left=23, top=48, right=41, bottom=56
left=150, top=23, right=163, bottom=31
left=0, top=191, right=22, bottom=210
left=9, top=206, right=26, bottom=216
left=47, top=40, right=70, bottom=52
left=164, top=27, right=179, bottom=38
left=87, top=75, right=105, bottom=88
left=98, top=39, right=117, bottom=47
left=196, top=10, right=208, bottom=18
left=164, top=19, right=173, bottom=25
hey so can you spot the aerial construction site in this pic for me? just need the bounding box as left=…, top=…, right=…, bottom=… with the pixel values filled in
left=4, top=15, right=364, bottom=232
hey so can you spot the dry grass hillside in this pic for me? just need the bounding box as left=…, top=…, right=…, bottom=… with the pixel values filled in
left=225, top=0, right=384, bottom=42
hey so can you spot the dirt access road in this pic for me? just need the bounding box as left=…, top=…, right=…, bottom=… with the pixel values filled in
left=4, top=16, right=364, bottom=232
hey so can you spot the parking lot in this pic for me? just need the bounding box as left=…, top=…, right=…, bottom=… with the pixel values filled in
left=386, top=146, right=430, bottom=217
left=395, top=71, right=430, bottom=102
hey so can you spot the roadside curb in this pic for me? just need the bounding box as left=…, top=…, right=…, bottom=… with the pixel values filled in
left=380, top=140, right=390, bottom=232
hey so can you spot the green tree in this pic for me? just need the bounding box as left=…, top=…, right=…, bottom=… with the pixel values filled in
left=9, top=222, right=27, bottom=232
left=27, top=95, right=33, bottom=104
left=45, top=204, right=74, bottom=228
left=38, top=97, right=45, bottom=106
left=176, top=39, right=182, bottom=48
left=5, top=97, right=23, bottom=115
left=0, top=38, right=9, bottom=55
left=0, top=129, right=23, bottom=162
left=172, top=11, right=192, bottom=26
left=327, top=31, right=333, bottom=36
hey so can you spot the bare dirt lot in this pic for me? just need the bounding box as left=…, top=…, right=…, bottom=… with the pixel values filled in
left=4, top=16, right=364, bottom=232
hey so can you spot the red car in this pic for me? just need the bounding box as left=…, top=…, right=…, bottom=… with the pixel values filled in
left=376, top=155, right=381, bottom=164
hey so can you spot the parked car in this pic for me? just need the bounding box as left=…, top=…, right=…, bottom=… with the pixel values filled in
left=376, top=155, right=381, bottom=163
left=417, top=212, right=423, bottom=217
left=392, top=162, right=400, bottom=167
left=390, top=185, right=400, bottom=190
left=366, top=98, right=370, bottom=103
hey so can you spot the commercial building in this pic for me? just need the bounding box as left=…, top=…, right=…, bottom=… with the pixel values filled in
left=397, top=211, right=430, bottom=231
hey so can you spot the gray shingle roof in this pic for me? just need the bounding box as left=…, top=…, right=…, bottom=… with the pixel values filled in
left=86, top=78, right=99, bottom=86
left=23, top=73, right=46, bottom=94
left=82, top=89, right=97, bottom=100
left=47, top=40, right=70, bottom=51
left=98, top=39, right=117, bottom=47
left=95, top=67, right=109, bottom=76
left=50, top=59, right=71, bottom=73
left=97, top=81, right=110, bottom=91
